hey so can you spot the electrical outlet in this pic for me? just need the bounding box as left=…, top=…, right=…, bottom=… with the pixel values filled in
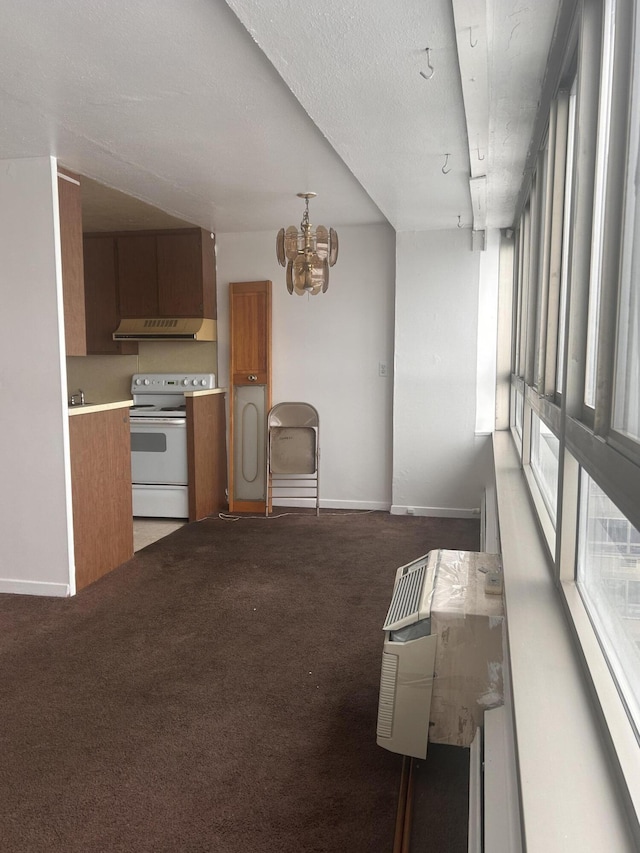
left=379, top=361, right=388, bottom=377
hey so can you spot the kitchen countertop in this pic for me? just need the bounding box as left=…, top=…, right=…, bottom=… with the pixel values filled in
left=68, top=400, right=133, bottom=416
left=185, top=388, right=226, bottom=397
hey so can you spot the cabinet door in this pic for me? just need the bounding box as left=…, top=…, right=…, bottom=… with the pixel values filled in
left=69, top=408, right=134, bottom=591
left=58, top=171, right=87, bottom=356
left=230, top=281, right=271, bottom=386
left=186, top=392, right=227, bottom=520
left=157, top=231, right=204, bottom=316
left=116, top=234, right=158, bottom=317
left=84, top=236, right=137, bottom=355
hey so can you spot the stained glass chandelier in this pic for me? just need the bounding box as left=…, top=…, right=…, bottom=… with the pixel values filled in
left=276, top=192, right=338, bottom=296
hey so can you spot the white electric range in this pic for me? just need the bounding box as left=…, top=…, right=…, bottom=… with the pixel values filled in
left=129, top=373, right=216, bottom=518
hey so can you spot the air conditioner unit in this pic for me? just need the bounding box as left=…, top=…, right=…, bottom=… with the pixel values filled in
left=376, top=551, right=439, bottom=760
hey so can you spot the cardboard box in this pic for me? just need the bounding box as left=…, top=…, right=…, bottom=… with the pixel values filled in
left=429, top=550, right=504, bottom=747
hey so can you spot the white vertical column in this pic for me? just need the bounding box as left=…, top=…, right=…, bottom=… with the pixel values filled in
left=392, top=229, right=484, bottom=516
left=0, top=156, right=74, bottom=596
left=475, top=228, right=501, bottom=434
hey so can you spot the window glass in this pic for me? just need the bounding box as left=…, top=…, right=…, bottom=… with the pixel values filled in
left=584, top=6, right=616, bottom=409
left=514, top=386, right=524, bottom=439
left=530, top=411, right=560, bottom=525
left=577, top=471, right=640, bottom=733
left=533, top=149, right=550, bottom=389
left=613, top=8, right=640, bottom=444
left=556, top=78, right=577, bottom=395
left=518, top=207, right=532, bottom=378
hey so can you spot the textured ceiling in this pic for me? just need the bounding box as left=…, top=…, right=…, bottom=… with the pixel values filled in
left=0, top=0, right=561, bottom=234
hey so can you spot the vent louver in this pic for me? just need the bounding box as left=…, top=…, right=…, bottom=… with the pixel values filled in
left=376, top=653, right=398, bottom=739
left=143, top=319, right=179, bottom=328
left=383, top=563, right=426, bottom=629
left=112, top=318, right=216, bottom=341
left=381, top=552, right=437, bottom=632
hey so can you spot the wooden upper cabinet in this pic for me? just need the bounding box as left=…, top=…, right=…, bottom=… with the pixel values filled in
left=83, top=235, right=137, bottom=355
left=230, top=281, right=272, bottom=386
left=58, top=170, right=87, bottom=356
left=116, top=234, right=158, bottom=317
left=116, top=228, right=216, bottom=319
left=157, top=230, right=216, bottom=317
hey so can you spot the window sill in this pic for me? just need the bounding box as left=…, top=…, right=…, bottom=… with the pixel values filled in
left=493, top=430, right=638, bottom=852
left=560, top=581, right=640, bottom=827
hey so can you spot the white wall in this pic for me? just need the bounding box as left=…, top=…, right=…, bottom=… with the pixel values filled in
left=216, top=224, right=396, bottom=509
left=0, top=157, right=74, bottom=595
left=392, top=229, right=487, bottom=516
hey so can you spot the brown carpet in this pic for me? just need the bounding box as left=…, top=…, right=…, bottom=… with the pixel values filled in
left=0, top=511, right=478, bottom=853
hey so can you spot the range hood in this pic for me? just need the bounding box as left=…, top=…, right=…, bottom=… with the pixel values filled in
left=113, top=318, right=216, bottom=341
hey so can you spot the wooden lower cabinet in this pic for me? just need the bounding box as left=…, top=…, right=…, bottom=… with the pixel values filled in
left=69, top=407, right=133, bottom=591
left=186, top=392, right=227, bottom=521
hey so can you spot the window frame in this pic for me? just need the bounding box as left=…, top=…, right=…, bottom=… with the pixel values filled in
left=505, top=0, right=640, bottom=828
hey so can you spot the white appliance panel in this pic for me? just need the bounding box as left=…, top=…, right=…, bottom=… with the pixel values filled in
left=132, top=484, right=189, bottom=519
left=131, top=420, right=188, bottom=485
left=233, top=384, right=267, bottom=501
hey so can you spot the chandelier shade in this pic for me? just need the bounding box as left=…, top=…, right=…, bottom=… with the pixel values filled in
left=276, top=193, right=338, bottom=295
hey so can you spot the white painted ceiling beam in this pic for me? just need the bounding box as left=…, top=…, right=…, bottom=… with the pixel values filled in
left=452, top=0, right=489, bottom=239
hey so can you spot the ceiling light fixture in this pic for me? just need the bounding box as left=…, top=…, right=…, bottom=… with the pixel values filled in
left=276, top=192, right=338, bottom=296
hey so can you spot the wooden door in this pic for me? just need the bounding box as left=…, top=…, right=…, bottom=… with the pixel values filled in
left=116, top=234, right=158, bottom=317
left=229, top=281, right=272, bottom=513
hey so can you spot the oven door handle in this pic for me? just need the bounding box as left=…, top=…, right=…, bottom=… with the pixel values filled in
left=130, top=417, right=187, bottom=426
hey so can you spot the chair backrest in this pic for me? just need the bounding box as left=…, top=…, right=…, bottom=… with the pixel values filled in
left=267, top=402, right=319, bottom=430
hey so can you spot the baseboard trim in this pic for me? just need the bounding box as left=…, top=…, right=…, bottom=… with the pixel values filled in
left=272, top=498, right=391, bottom=512
left=390, top=505, right=480, bottom=519
left=0, top=578, right=70, bottom=597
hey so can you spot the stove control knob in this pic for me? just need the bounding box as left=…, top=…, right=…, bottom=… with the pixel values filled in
left=200, top=379, right=207, bottom=386
left=182, top=379, right=189, bottom=386
left=143, top=379, right=150, bottom=386
left=135, top=378, right=143, bottom=385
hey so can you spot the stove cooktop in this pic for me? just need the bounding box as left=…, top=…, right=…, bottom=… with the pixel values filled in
left=129, top=373, right=216, bottom=418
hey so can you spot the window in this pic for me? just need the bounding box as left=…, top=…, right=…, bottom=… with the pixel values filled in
left=530, top=412, right=560, bottom=525
left=577, top=471, right=640, bottom=732
left=513, top=384, right=524, bottom=440
left=556, top=78, right=577, bottom=396
left=613, top=1, right=640, bottom=446
left=584, top=4, right=616, bottom=409
left=504, top=0, right=640, bottom=815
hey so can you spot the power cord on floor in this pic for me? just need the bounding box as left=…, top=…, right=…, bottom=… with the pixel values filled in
left=212, top=509, right=377, bottom=522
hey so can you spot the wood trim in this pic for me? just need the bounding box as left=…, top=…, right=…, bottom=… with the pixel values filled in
left=69, top=408, right=133, bottom=591
left=200, top=229, right=217, bottom=319
left=186, top=392, right=228, bottom=521
left=228, top=500, right=267, bottom=515
left=83, top=227, right=201, bottom=238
